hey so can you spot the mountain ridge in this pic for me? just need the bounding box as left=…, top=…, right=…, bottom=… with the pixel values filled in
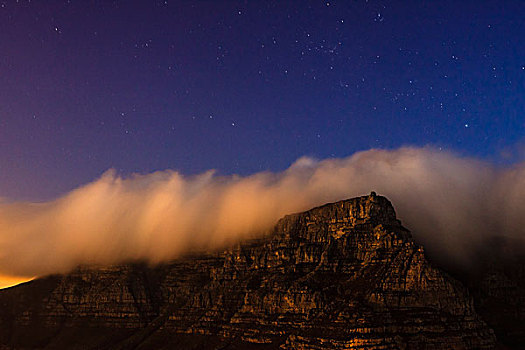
left=0, top=193, right=504, bottom=349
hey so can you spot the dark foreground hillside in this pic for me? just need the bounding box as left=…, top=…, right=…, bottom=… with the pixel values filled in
left=0, top=193, right=517, bottom=349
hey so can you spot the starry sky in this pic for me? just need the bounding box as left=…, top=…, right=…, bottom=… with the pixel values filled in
left=0, top=0, right=523, bottom=201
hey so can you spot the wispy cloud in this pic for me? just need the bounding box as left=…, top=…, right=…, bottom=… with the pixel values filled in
left=1, top=147, right=524, bottom=278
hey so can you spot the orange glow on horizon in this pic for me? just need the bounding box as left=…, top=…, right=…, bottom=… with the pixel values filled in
left=0, top=275, right=34, bottom=289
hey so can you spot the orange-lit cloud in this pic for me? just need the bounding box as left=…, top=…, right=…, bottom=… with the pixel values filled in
left=1, top=147, right=524, bottom=279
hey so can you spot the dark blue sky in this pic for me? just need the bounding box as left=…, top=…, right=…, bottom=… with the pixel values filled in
left=0, top=0, right=523, bottom=200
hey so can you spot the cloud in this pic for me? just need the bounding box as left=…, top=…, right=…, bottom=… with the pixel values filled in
left=1, top=147, right=525, bottom=278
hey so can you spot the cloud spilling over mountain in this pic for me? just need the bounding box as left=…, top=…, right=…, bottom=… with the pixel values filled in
left=1, top=147, right=524, bottom=278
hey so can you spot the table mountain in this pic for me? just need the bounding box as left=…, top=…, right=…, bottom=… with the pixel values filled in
left=0, top=193, right=498, bottom=349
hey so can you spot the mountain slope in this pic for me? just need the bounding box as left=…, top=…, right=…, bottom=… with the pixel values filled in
left=0, top=193, right=496, bottom=349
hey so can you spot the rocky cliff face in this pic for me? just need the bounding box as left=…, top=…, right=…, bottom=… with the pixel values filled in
left=0, top=194, right=497, bottom=349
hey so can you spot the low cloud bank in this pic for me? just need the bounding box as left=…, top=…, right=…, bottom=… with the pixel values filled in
left=1, top=147, right=525, bottom=277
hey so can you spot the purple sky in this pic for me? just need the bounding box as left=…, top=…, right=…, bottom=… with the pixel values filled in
left=0, top=0, right=524, bottom=200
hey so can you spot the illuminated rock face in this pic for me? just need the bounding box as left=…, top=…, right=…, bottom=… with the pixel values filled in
left=0, top=194, right=497, bottom=349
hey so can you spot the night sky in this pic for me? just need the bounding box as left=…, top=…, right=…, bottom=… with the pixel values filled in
left=0, top=0, right=523, bottom=201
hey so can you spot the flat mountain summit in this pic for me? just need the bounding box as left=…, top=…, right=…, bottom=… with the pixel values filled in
left=0, top=193, right=519, bottom=349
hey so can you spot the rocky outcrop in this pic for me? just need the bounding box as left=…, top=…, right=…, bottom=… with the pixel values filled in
left=0, top=194, right=497, bottom=349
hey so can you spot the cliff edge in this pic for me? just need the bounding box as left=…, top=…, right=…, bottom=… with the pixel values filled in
left=0, top=194, right=496, bottom=349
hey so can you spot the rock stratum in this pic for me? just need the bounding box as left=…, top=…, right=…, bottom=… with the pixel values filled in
left=0, top=194, right=510, bottom=349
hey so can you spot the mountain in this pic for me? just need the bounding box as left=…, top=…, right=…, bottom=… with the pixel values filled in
left=464, top=239, right=525, bottom=348
left=0, top=193, right=504, bottom=349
